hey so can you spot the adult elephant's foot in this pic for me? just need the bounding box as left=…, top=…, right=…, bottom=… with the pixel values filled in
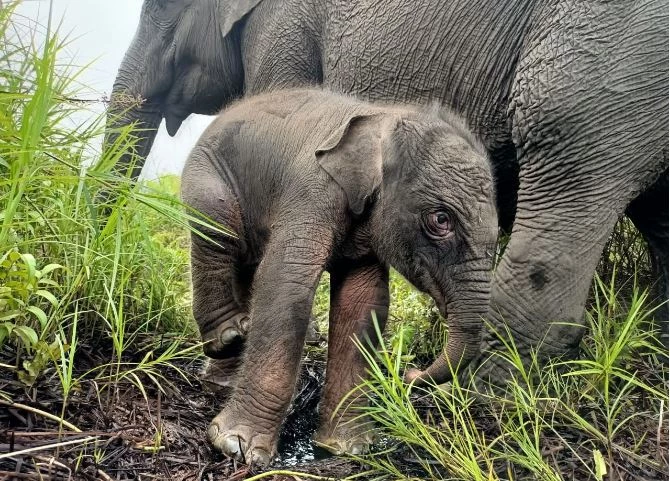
left=200, top=357, right=240, bottom=395
left=465, top=310, right=582, bottom=395
left=305, top=315, right=322, bottom=344
left=313, top=417, right=375, bottom=455
left=465, top=348, right=520, bottom=396
left=208, top=400, right=278, bottom=466
left=202, top=312, right=249, bottom=358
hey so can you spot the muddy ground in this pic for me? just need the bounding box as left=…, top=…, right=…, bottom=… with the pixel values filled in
left=1, top=338, right=668, bottom=481
left=0, top=338, right=368, bottom=480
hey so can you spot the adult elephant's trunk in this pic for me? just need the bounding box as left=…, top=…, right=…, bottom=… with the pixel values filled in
left=103, top=84, right=162, bottom=181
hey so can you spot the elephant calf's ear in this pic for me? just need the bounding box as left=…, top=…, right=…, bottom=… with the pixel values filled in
left=316, top=115, right=386, bottom=216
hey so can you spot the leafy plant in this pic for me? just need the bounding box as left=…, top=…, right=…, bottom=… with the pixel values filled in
left=0, top=249, right=62, bottom=348
left=0, top=248, right=63, bottom=384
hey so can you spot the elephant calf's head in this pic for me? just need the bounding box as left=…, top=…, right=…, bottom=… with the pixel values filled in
left=317, top=107, right=498, bottom=385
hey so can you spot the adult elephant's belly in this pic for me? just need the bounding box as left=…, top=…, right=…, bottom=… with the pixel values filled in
left=321, top=0, right=535, bottom=230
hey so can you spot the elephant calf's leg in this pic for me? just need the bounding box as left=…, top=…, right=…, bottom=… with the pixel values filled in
left=191, top=236, right=251, bottom=357
left=183, top=164, right=250, bottom=390
left=209, top=225, right=332, bottom=465
left=314, top=260, right=389, bottom=455
left=200, top=263, right=256, bottom=392
left=191, top=234, right=251, bottom=392
left=191, top=219, right=256, bottom=395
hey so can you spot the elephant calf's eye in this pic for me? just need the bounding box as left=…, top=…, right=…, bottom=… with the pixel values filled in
left=425, top=210, right=454, bottom=239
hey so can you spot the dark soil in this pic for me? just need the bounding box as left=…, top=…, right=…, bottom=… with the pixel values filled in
left=0, top=340, right=364, bottom=481
left=1, top=337, right=667, bottom=481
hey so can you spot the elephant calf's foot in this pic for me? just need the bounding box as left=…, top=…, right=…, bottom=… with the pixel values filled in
left=313, top=418, right=375, bottom=455
left=208, top=402, right=278, bottom=466
left=202, top=312, right=249, bottom=358
left=305, top=315, right=322, bottom=344
left=201, top=357, right=240, bottom=395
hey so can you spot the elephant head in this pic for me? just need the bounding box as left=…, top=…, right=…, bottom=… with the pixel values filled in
left=104, top=0, right=263, bottom=180
left=316, top=108, right=498, bottom=386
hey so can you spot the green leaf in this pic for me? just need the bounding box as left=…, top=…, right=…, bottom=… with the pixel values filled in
left=35, top=289, right=58, bottom=306
left=38, top=263, right=63, bottom=277
left=36, top=278, right=59, bottom=288
left=593, top=449, right=607, bottom=480
left=0, top=322, right=13, bottom=345
left=19, top=346, right=50, bottom=387
left=12, top=325, right=38, bottom=350
left=26, top=305, right=48, bottom=328
left=0, top=310, right=21, bottom=321
left=19, top=253, right=37, bottom=281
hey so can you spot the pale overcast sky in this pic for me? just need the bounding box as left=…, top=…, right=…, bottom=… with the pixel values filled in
left=14, top=0, right=215, bottom=179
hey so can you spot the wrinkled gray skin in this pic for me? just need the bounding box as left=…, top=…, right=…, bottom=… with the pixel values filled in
left=181, top=89, right=497, bottom=464
left=107, top=0, right=668, bottom=399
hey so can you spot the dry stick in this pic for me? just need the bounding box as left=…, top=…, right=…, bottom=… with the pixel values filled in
left=96, top=467, right=115, bottom=481
left=0, top=436, right=98, bottom=460
left=10, top=431, right=107, bottom=437
left=34, top=454, right=71, bottom=473
left=244, top=471, right=336, bottom=481
left=0, top=473, right=57, bottom=480
left=35, top=455, right=71, bottom=480
left=0, top=400, right=81, bottom=432
left=657, top=400, right=665, bottom=463
left=35, top=454, right=114, bottom=481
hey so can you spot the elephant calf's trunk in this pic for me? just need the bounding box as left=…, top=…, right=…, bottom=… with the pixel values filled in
left=404, top=316, right=481, bottom=387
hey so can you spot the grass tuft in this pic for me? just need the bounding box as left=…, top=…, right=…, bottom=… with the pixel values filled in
left=0, top=0, right=222, bottom=413
left=349, top=271, right=668, bottom=480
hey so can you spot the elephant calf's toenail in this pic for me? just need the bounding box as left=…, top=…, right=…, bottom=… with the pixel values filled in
left=207, top=424, right=219, bottom=441
left=220, top=328, right=241, bottom=344
left=328, top=440, right=345, bottom=455
left=403, top=367, right=422, bottom=383
left=250, top=449, right=271, bottom=466
left=222, top=435, right=244, bottom=457
left=349, top=443, right=364, bottom=455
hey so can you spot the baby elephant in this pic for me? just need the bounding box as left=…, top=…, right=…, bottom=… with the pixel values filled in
left=181, top=88, right=497, bottom=465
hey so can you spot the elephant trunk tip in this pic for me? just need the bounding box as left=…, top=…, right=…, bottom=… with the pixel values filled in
left=166, top=113, right=186, bottom=137
left=403, top=336, right=479, bottom=387
left=403, top=361, right=454, bottom=387
left=403, top=367, right=422, bottom=384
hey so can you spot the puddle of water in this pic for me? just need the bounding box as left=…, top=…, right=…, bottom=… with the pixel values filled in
left=273, top=360, right=332, bottom=466
left=274, top=410, right=334, bottom=466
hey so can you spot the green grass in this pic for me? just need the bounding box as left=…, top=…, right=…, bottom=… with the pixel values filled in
left=0, top=2, right=225, bottom=405
left=346, top=271, right=667, bottom=480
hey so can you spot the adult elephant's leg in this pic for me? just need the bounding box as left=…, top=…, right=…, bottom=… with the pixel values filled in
left=314, top=259, right=389, bottom=455
left=626, top=169, right=669, bottom=350
left=471, top=0, right=668, bottom=387
left=474, top=186, right=625, bottom=385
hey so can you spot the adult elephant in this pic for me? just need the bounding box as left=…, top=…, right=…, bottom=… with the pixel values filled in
left=105, top=0, right=668, bottom=388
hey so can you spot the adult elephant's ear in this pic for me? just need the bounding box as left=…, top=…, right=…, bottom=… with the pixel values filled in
left=316, top=114, right=393, bottom=216
left=217, top=0, right=266, bottom=38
